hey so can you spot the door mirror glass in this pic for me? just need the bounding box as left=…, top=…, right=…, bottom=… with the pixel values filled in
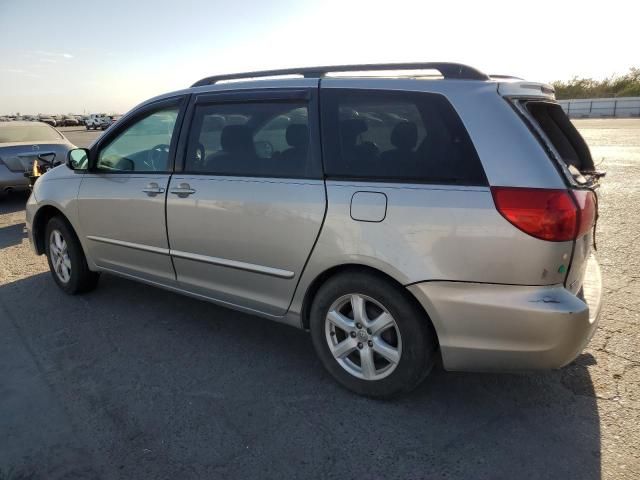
left=67, top=148, right=89, bottom=170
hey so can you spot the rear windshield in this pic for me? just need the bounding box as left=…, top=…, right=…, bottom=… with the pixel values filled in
left=524, top=101, right=594, bottom=172
left=0, top=124, right=63, bottom=143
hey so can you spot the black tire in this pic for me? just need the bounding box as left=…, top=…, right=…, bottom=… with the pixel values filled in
left=310, top=271, right=437, bottom=398
left=44, top=216, right=99, bottom=294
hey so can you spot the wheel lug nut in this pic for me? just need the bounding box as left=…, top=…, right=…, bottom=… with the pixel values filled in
left=350, top=331, right=356, bottom=338
left=357, top=343, right=363, bottom=349
left=368, top=340, right=373, bottom=347
left=356, top=323, right=362, bottom=329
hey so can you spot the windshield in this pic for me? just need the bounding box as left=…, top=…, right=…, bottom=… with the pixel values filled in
left=0, top=124, right=63, bottom=143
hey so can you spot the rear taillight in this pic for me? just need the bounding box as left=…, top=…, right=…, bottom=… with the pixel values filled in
left=491, top=187, right=578, bottom=242
left=573, top=189, right=597, bottom=238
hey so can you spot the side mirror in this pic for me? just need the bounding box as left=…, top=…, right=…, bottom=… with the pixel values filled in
left=67, top=148, right=89, bottom=170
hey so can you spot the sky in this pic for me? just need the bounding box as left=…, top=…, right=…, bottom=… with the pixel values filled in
left=1, top=0, right=638, bottom=115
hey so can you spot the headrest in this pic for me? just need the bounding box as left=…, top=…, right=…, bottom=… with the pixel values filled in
left=286, top=123, right=309, bottom=147
left=390, top=122, right=418, bottom=150
left=220, top=125, right=254, bottom=152
left=340, top=119, right=368, bottom=141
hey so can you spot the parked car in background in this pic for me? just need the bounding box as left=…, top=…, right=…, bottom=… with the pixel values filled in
left=38, top=116, right=57, bottom=127
left=85, top=114, right=108, bottom=130
left=0, top=121, right=75, bottom=196
left=60, top=116, right=80, bottom=127
left=25, top=63, right=603, bottom=397
left=100, top=115, right=121, bottom=130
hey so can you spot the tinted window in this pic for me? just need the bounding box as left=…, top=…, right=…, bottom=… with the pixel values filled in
left=0, top=124, right=63, bottom=143
left=321, top=89, right=486, bottom=185
left=525, top=101, right=594, bottom=172
left=184, top=102, right=317, bottom=178
left=97, top=108, right=179, bottom=172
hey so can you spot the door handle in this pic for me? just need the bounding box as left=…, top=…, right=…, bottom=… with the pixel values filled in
left=170, top=183, right=196, bottom=198
left=142, top=182, right=165, bottom=196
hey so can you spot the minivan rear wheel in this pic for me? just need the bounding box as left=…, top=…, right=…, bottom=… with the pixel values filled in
left=310, top=272, right=437, bottom=398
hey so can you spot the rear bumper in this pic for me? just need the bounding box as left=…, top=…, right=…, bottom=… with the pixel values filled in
left=407, top=255, right=602, bottom=371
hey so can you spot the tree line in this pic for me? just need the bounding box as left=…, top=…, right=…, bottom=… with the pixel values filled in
left=552, top=67, right=640, bottom=99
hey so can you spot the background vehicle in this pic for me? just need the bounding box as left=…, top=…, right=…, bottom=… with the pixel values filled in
left=0, top=121, right=75, bottom=196
left=59, top=116, right=80, bottom=127
left=100, top=114, right=121, bottom=130
left=26, top=63, right=603, bottom=397
left=85, top=113, right=107, bottom=130
left=38, top=116, right=57, bottom=127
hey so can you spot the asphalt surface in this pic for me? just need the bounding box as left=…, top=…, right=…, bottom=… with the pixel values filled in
left=60, top=126, right=103, bottom=149
left=1, top=120, right=638, bottom=479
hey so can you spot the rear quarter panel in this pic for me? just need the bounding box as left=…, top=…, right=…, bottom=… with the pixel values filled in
left=289, top=181, right=574, bottom=319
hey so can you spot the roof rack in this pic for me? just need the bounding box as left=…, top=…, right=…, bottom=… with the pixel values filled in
left=191, top=62, right=490, bottom=87
left=490, top=74, right=525, bottom=80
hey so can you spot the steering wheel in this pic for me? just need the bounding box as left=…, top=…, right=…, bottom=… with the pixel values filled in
left=194, top=142, right=206, bottom=169
left=254, top=140, right=274, bottom=159
left=145, top=144, right=170, bottom=171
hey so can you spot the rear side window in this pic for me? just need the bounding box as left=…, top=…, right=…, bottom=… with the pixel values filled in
left=321, top=89, right=486, bottom=185
left=184, top=101, right=319, bottom=178
left=524, top=101, right=594, bottom=172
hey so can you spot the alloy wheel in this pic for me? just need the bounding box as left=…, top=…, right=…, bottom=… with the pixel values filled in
left=49, top=229, right=71, bottom=283
left=325, top=293, right=402, bottom=380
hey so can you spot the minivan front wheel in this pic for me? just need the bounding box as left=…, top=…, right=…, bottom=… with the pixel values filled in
left=310, top=272, right=437, bottom=398
left=45, top=216, right=99, bottom=294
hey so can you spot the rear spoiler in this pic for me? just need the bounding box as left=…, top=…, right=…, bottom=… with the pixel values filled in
left=497, top=81, right=556, bottom=100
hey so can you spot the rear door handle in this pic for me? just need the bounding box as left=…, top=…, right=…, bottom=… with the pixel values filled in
left=170, top=183, right=196, bottom=198
left=142, top=182, right=165, bottom=196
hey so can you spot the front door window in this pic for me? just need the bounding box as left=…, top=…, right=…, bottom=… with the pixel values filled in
left=97, top=108, right=179, bottom=172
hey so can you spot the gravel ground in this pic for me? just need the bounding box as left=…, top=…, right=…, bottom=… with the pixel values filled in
left=0, top=120, right=638, bottom=479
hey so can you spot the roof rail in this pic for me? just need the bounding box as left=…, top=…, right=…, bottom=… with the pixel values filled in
left=490, top=74, right=525, bottom=80
left=191, top=62, right=490, bottom=87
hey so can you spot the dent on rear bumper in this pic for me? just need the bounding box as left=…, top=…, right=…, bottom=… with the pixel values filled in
left=408, top=255, right=602, bottom=371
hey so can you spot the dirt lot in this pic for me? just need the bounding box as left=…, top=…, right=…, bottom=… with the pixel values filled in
left=0, top=120, right=638, bottom=479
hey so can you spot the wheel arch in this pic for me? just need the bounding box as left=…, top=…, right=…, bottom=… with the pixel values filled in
left=32, top=204, right=75, bottom=255
left=299, top=264, right=440, bottom=348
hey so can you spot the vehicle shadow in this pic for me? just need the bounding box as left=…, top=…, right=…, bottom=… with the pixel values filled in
left=0, top=190, right=29, bottom=215
left=0, top=272, right=601, bottom=479
left=0, top=223, right=27, bottom=250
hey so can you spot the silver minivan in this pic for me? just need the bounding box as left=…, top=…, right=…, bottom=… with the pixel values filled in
left=26, top=63, right=603, bottom=397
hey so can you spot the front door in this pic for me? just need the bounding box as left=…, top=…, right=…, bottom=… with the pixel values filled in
left=77, top=97, right=185, bottom=284
left=166, top=88, right=326, bottom=316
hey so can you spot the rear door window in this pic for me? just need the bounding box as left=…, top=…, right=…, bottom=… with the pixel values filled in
left=184, top=101, right=319, bottom=178
left=320, top=89, right=486, bottom=185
